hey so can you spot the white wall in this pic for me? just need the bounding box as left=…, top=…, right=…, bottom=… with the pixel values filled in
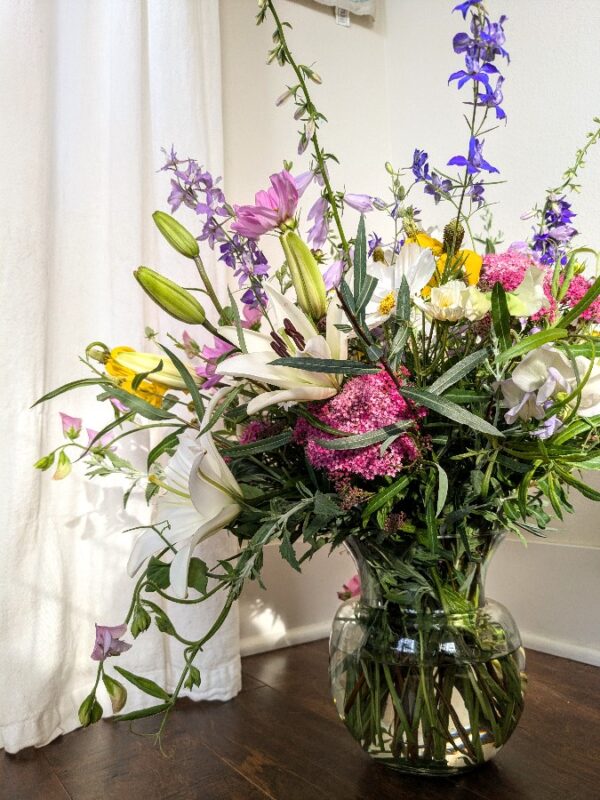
left=220, top=0, right=600, bottom=664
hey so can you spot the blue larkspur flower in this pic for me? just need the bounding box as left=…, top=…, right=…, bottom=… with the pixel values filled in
left=424, top=173, right=453, bottom=205
left=411, top=149, right=430, bottom=182
left=448, top=137, right=499, bottom=175
left=449, top=56, right=499, bottom=90
left=453, top=0, right=481, bottom=19
left=478, top=76, right=506, bottom=120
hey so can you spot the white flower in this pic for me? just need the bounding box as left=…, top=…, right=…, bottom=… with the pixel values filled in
left=363, top=243, right=436, bottom=327
left=463, top=285, right=492, bottom=321
left=216, top=283, right=347, bottom=414
left=506, top=266, right=549, bottom=318
left=127, top=389, right=242, bottom=598
left=424, top=280, right=469, bottom=322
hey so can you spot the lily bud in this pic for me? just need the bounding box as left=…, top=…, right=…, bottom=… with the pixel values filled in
left=280, top=230, right=327, bottom=321
left=135, top=267, right=205, bottom=325
left=152, top=211, right=199, bottom=259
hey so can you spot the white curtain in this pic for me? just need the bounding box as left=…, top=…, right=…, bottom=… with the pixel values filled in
left=0, top=0, right=241, bottom=753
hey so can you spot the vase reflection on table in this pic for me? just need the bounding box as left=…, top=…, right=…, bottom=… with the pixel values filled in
left=330, top=534, right=526, bottom=775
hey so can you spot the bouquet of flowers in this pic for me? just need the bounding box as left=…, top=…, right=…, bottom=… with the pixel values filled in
left=35, top=0, right=600, bottom=775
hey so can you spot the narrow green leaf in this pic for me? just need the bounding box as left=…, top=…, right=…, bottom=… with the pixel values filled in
left=98, top=387, right=175, bottom=421
left=401, top=387, right=503, bottom=438
left=81, top=411, right=137, bottom=456
left=555, top=275, right=600, bottom=328
left=353, top=214, right=367, bottom=303
left=147, top=429, right=182, bottom=470
left=429, top=349, right=489, bottom=395
left=114, top=702, right=170, bottom=722
left=355, top=274, right=378, bottom=317
left=362, top=476, right=411, bottom=525
left=199, top=385, right=244, bottom=435
left=159, top=343, right=204, bottom=419
left=395, top=276, right=411, bottom=323
left=220, top=430, right=293, bottom=457
left=228, top=287, right=247, bottom=353
left=270, top=357, right=378, bottom=374
left=497, top=328, right=569, bottom=363
left=315, top=421, right=412, bottom=451
left=113, top=666, right=170, bottom=700
left=32, top=378, right=112, bottom=408
left=131, top=360, right=164, bottom=391
left=555, top=466, right=600, bottom=501
left=491, top=283, right=511, bottom=350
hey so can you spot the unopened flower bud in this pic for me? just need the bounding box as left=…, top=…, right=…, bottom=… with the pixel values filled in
left=102, top=674, right=127, bottom=714
left=135, top=267, right=206, bottom=325
left=152, top=211, right=199, bottom=259
left=78, top=693, right=103, bottom=727
left=280, top=230, right=327, bottom=321
left=443, top=219, right=465, bottom=253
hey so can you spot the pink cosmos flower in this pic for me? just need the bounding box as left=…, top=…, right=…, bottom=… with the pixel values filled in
left=60, top=412, right=82, bottom=439
left=337, top=574, right=361, bottom=600
left=294, top=371, right=424, bottom=481
left=195, top=336, right=235, bottom=389
left=91, top=623, right=132, bottom=661
left=231, top=170, right=299, bottom=239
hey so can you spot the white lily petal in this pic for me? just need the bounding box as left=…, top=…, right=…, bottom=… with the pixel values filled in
left=219, top=326, right=272, bottom=353
left=217, top=351, right=332, bottom=389
left=326, top=297, right=348, bottom=361
left=127, top=530, right=168, bottom=576
left=263, top=283, right=318, bottom=343
left=246, top=386, right=337, bottom=415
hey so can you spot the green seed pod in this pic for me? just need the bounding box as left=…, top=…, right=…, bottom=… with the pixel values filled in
left=152, top=211, right=199, bottom=259
left=134, top=267, right=206, bottom=324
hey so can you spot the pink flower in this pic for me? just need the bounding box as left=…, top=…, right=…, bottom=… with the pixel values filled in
left=323, top=259, right=344, bottom=290
left=337, top=574, right=361, bottom=600
left=307, top=196, right=329, bottom=249
left=86, top=428, right=114, bottom=449
left=239, top=420, right=284, bottom=445
left=110, top=397, right=129, bottom=414
left=91, top=623, right=132, bottom=661
left=480, top=251, right=556, bottom=321
left=294, top=371, right=424, bottom=481
left=242, top=303, right=263, bottom=328
left=231, top=170, right=299, bottom=239
left=60, top=412, right=82, bottom=440
left=182, top=331, right=201, bottom=359
left=195, top=336, right=235, bottom=389
left=564, top=274, right=600, bottom=323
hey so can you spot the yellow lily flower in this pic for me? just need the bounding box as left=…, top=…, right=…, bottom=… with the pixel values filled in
left=105, top=346, right=194, bottom=407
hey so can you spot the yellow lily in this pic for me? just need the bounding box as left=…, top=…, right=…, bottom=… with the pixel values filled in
left=105, top=346, right=197, bottom=407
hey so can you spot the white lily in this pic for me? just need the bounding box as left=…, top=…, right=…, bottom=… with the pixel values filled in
left=363, top=243, right=436, bottom=328
left=506, top=266, right=549, bottom=318
left=127, top=388, right=242, bottom=598
left=216, top=283, right=348, bottom=415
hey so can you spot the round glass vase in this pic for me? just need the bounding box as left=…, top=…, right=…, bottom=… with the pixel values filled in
left=329, top=534, right=526, bottom=776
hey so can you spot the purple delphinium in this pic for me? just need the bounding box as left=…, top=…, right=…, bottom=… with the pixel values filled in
left=424, top=173, right=453, bottom=205
left=532, top=195, right=578, bottom=266
left=91, top=624, right=132, bottom=662
left=368, top=233, right=382, bottom=256
left=453, top=0, right=482, bottom=19
left=448, top=137, right=499, bottom=175
left=478, top=76, right=506, bottom=120
left=468, top=181, right=486, bottom=206
left=412, top=149, right=430, bottom=182
left=449, top=57, right=499, bottom=91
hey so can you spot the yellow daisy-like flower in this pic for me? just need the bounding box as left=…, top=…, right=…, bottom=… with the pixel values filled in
left=105, top=346, right=167, bottom=408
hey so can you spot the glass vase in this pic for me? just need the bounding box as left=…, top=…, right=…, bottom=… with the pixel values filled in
left=329, top=533, right=526, bottom=776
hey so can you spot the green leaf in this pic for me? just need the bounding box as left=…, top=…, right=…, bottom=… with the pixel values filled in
left=568, top=455, right=600, bottom=470
left=114, top=666, right=171, bottom=700
left=159, top=343, right=205, bottom=419
left=147, top=429, right=182, bottom=470
left=228, top=287, right=247, bottom=353
left=401, top=387, right=503, bottom=438
left=220, top=430, right=293, bottom=457
left=355, top=274, right=378, bottom=317
left=555, top=275, right=600, bottom=328
left=78, top=693, right=103, bottom=727
left=146, top=557, right=170, bottom=590
left=362, top=476, right=411, bottom=526
left=491, top=283, right=511, bottom=350
left=32, top=378, right=112, bottom=408
left=429, top=349, right=489, bottom=395
left=114, top=702, right=170, bottom=722
left=98, top=387, right=175, bottom=421
left=353, top=214, right=367, bottom=303
left=443, top=389, right=490, bottom=404
left=279, top=532, right=301, bottom=572
left=188, top=558, right=209, bottom=594
left=131, top=360, right=164, bottom=391
left=432, top=463, right=448, bottom=517
left=555, top=466, right=600, bottom=501
left=269, top=357, right=378, bottom=374
left=497, top=328, right=569, bottom=363
left=199, top=384, right=244, bottom=435
left=395, top=276, right=411, bottom=323
left=84, top=411, right=137, bottom=455
left=184, top=666, right=202, bottom=690
left=315, top=421, right=413, bottom=451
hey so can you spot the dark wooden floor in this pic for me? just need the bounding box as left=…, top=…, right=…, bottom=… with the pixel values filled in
left=2, top=640, right=599, bottom=800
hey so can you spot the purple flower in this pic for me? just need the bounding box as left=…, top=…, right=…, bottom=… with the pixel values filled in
left=479, top=16, right=509, bottom=63
left=242, top=304, right=263, bottom=328
left=546, top=196, right=576, bottom=228
left=532, top=195, right=578, bottom=265
left=344, top=193, right=375, bottom=213
left=424, top=173, right=453, bottom=204
left=531, top=415, right=564, bottom=440
left=468, top=182, right=486, bottom=206
left=448, top=137, right=499, bottom=175
left=307, top=196, right=329, bottom=249
left=60, top=412, right=82, bottom=440
left=86, top=428, right=114, bottom=449
left=195, top=337, right=235, bottom=390
left=453, top=0, right=481, bottom=19
left=231, top=170, right=299, bottom=239
left=449, top=57, right=499, bottom=90
left=412, top=149, right=430, bottom=182
left=368, top=233, right=382, bottom=256
left=91, top=624, right=132, bottom=662
left=110, top=397, right=129, bottom=414
left=294, top=170, right=314, bottom=197
left=220, top=236, right=269, bottom=289
left=478, top=76, right=506, bottom=119
left=322, top=259, right=344, bottom=290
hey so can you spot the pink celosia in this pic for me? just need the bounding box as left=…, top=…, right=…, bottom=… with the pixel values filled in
left=564, top=274, right=600, bottom=323
left=231, top=170, right=299, bottom=239
left=195, top=336, right=235, bottom=389
left=294, top=371, right=424, bottom=481
left=480, top=250, right=556, bottom=321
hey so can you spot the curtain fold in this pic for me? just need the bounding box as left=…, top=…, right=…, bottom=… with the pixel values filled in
left=0, top=0, right=240, bottom=753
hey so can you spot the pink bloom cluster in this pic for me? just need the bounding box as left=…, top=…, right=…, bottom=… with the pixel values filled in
left=480, top=250, right=556, bottom=321
left=239, top=419, right=283, bottom=445
left=294, top=372, right=423, bottom=481
left=563, top=274, right=600, bottom=323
